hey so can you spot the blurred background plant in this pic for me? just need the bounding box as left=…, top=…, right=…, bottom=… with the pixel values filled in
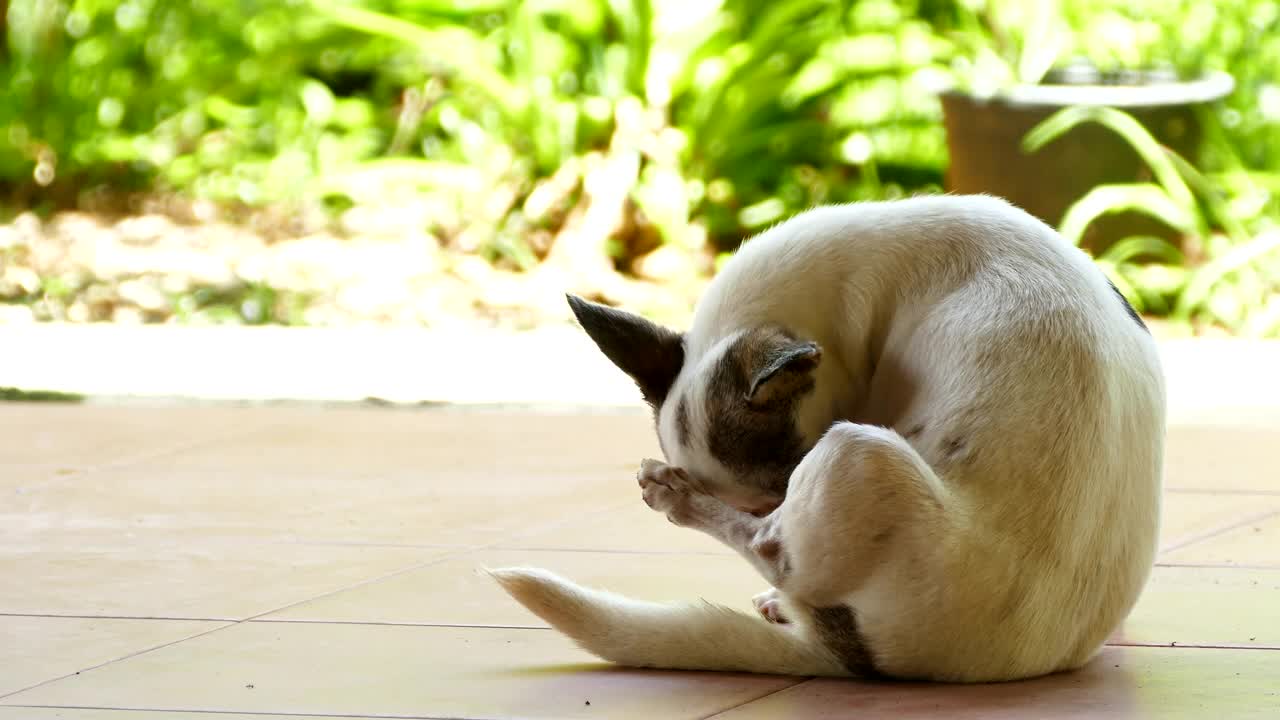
left=1, top=0, right=1277, bottom=334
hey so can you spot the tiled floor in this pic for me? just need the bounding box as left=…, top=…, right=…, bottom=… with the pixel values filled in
left=2, top=402, right=1278, bottom=719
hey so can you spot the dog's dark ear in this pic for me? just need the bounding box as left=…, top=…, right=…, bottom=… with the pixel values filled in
left=567, top=294, right=684, bottom=407
left=746, top=341, right=821, bottom=409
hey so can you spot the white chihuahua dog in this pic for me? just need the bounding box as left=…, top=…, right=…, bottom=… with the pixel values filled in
left=492, top=195, right=1165, bottom=682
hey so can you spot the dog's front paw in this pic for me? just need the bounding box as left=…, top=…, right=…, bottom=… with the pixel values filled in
left=637, top=458, right=707, bottom=527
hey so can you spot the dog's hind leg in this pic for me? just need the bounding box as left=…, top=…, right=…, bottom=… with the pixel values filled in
left=639, top=421, right=954, bottom=607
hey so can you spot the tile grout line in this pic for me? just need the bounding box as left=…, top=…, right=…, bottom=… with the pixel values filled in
left=234, top=500, right=635, bottom=625
left=0, top=548, right=467, bottom=702
left=700, top=679, right=812, bottom=719
left=0, top=612, right=235, bottom=622
left=1155, top=561, right=1280, bottom=570
left=21, top=416, right=280, bottom=494
left=158, top=498, right=737, bottom=657
left=95, top=421, right=275, bottom=472
left=1165, top=487, right=1280, bottom=496
left=12, top=612, right=1280, bottom=641
left=1159, top=507, right=1280, bottom=555
left=1, top=496, right=702, bottom=693
left=288, top=540, right=471, bottom=550
left=478, top=545, right=734, bottom=557
left=237, top=549, right=472, bottom=624
left=0, top=620, right=238, bottom=701
left=0, top=612, right=556, bottom=632
left=234, top=480, right=635, bottom=553
left=0, top=704, right=457, bottom=719
left=475, top=497, right=635, bottom=550
left=239, top=499, right=643, bottom=624
left=1105, top=641, right=1280, bottom=651
left=281, top=496, right=641, bottom=558
left=249, top=618, right=553, bottom=631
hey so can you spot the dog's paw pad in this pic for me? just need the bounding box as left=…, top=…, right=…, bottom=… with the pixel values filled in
left=756, top=598, right=790, bottom=624
left=637, top=459, right=693, bottom=488
left=637, top=460, right=704, bottom=524
left=752, top=588, right=790, bottom=624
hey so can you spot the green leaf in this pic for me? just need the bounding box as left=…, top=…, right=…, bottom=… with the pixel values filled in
left=1058, top=184, right=1194, bottom=246
left=1164, top=149, right=1252, bottom=245
left=1206, top=285, right=1245, bottom=329
left=311, top=1, right=522, bottom=119
left=1241, top=295, right=1280, bottom=339
left=300, top=80, right=336, bottom=125
left=1098, top=235, right=1185, bottom=265
left=1023, top=106, right=1198, bottom=221
left=1176, top=231, right=1280, bottom=321
left=1128, top=263, right=1189, bottom=296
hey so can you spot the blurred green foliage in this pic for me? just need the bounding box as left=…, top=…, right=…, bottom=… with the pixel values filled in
left=949, top=0, right=1280, bottom=172
left=2, top=0, right=1279, bottom=331
left=2, top=0, right=388, bottom=204
left=2, top=0, right=959, bottom=238
left=1026, top=106, right=1280, bottom=336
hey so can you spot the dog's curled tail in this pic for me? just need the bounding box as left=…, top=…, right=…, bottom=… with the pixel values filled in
left=487, top=566, right=847, bottom=677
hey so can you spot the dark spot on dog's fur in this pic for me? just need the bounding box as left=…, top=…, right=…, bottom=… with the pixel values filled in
left=751, top=535, right=791, bottom=581
left=1106, top=278, right=1148, bottom=332
left=754, top=537, right=783, bottom=562
left=811, top=605, right=881, bottom=677
left=943, top=436, right=966, bottom=459
left=675, top=395, right=692, bottom=448
left=904, top=423, right=925, bottom=439
left=871, top=528, right=894, bottom=546
left=704, top=328, right=817, bottom=496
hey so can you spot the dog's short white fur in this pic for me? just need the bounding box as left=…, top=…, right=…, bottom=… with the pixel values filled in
left=491, top=195, right=1165, bottom=682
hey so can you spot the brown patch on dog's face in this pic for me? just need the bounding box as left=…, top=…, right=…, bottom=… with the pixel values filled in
left=674, top=395, right=692, bottom=449
left=703, top=327, right=822, bottom=498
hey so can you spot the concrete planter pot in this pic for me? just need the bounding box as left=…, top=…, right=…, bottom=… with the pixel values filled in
left=940, top=67, right=1234, bottom=251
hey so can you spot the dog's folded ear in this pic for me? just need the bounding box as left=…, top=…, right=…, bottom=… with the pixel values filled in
left=746, top=341, right=822, bottom=409
left=566, top=294, right=684, bottom=408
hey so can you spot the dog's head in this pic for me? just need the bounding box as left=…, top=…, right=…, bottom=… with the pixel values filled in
left=568, top=295, right=824, bottom=515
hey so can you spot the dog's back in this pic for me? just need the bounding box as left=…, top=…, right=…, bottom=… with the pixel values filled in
left=695, top=195, right=1165, bottom=677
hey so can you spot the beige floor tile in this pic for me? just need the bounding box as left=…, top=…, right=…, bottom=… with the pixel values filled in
left=710, top=646, right=1280, bottom=720
left=502, top=486, right=1273, bottom=557
left=1161, top=512, right=1280, bottom=567
left=497, top=499, right=733, bottom=555
left=1164, top=426, right=1280, bottom=492
left=0, top=465, right=81, bottom=495
left=5, top=405, right=1279, bottom=719
left=0, top=711, right=384, bottom=719
left=3, top=463, right=628, bottom=548
left=1158, top=493, right=1280, bottom=553
left=266, top=548, right=763, bottom=625
left=0, top=542, right=445, bottom=619
left=0, top=616, right=225, bottom=697
left=1115, top=566, right=1280, bottom=647
left=0, top=403, right=268, bottom=468
left=4, top=621, right=797, bottom=719
left=135, top=407, right=660, bottom=476
left=2, top=467, right=306, bottom=547
left=0, top=406, right=658, bottom=549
